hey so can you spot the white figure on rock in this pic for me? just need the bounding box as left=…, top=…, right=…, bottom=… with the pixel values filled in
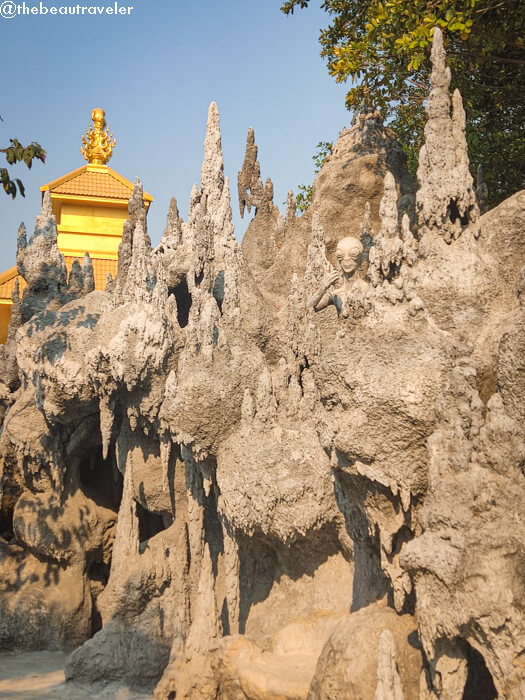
left=310, top=236, right=368, bottom=315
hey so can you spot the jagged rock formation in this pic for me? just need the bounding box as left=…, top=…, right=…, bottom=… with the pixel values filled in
left=416, top=28, right=479, bottom=242
left=312, top=108, right=416, bottom=258
left=1, top=39, right=524, bottom=700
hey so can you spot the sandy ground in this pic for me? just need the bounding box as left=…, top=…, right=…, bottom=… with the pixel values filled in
left=0, top=651, right=154, bottom=700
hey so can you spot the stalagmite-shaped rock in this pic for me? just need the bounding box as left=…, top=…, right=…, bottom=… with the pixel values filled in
left=16, top=193, right=70, bottom=321
left=81, top=252, right=95, bottom=294
left=239, top=126, right=286, bottom=286
left=416, top=28, right=479, bottom=242
left=6, top=279, right=21, bottom=345
left=162, top=196, right=184, bottom=247
left=374, top=630, right=405, bottom=700
left=67, top=259, right=83, bottom=296
left=286, top=189, right=296, bottom=223
left=201, top=102, right=225, bottom=216
left=238, top=126, right=267, bottom=217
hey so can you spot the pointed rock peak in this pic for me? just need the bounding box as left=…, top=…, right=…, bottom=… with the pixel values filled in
left=82, top=251, right=92, bottom=269
left=286, top=189, right=296, bottom=223
left=12, top=277, right=20, bottom=303
left=7, top=279, right=22, bottom=342
left=201, top=101, right=224, bottom=203
left=430, top=26, right=447, bottom=79
left=207, top=101, right=219, bottom=130
left=264, top=177, right=274, bottom=202
left=163, top=196, right=183, bottom=243
left=70, top=258, right=82, bottom=278
left=68, top=259, right=84, bottom=297
left=41, top=190, right=53, bottom=217
left=35, top=191, right=56, bottom=233
left=311, top=210, right=326, bottom=246
left=128, top=178, right=145, bottom=218
left=452, top=89, right=466, bottom=130
left=379, top=172, right=399, bottom=236
left=416, top=27, right=478, bottom=240
left=17, top=223, right=27, bottom=253
left=238, top=125, right=270, bottom=217
left=81, top=253, right=95, bottom=293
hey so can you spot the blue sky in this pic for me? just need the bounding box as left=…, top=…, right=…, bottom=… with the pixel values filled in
left=0, top=0, right=350, bottom=267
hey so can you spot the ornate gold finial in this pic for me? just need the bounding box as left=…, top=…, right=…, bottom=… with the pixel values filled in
left=81, top=108, right=116, bottom=165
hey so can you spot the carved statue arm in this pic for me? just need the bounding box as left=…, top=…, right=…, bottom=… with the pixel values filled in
left=310, top=271, right=340, bottom=311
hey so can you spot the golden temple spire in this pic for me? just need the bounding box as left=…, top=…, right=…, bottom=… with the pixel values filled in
left=80, top=108, right=116, bottom=165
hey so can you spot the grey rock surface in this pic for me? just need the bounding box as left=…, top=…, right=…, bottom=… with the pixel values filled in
left=0, top=38, right=523, bottom=700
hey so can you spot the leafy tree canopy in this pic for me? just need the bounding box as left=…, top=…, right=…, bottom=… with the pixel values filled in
left=282, top=0, right=524, bottom=207
left=0, top=137, right=46, bottom=199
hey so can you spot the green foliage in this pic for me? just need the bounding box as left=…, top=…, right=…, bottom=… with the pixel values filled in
left=0, top=138, right=46, bottom=199
left=296, top=140, right=334, bottom=212
left=281, top=0, right=524, bottom=206
left=296, top=183, right=313, bottom=212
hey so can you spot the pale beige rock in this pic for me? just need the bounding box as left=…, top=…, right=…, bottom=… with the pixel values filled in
left=312, top=109, right=415, bottom=260
left=307, top=603, right=421, bottom=700
left=0, top=33, right=524, bottom=700
left=416, top=28, right=479, bottom=242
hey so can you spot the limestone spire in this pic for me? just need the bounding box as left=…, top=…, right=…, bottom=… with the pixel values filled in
left=162, top=197, right=184, bottom=246
left=81, top=253, right=95, bottom=295
left=416, top=27, right=479, bottom=242
left=68, top=259, right=84, bottom=296
left=379, top=171, right=399, bottom=239
left=15, top=192, right=69, bottom=321
left=35, top=190, right=55, bottom=233
left=201, top=102, right=225, bottom=212
left=286, top=189, right=296, bottom=223
left=237, top=126, right=274, bottom=217
left=305, top=211, right=332, bottom=292
left=7, top=279, right=21, bottom=344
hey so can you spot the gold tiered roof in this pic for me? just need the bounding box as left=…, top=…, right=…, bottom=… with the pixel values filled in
left=0, top=108, right=153, bottom=344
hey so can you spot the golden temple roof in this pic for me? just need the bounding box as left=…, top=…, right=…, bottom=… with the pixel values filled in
left=41, top=164, right=153, bottom=203
left=53, top=168, right=131, bottom=199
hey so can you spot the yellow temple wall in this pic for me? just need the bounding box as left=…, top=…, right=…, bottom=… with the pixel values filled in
left=59, top=201, right=128, bottom=235
left=58, top=230, right=122, bottom=259
left=57, top=201, right=127, bottom=259
left=0, top=302, right=12, bottom=345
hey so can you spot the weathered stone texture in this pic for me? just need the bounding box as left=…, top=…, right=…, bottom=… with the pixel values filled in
left=0, top=35, right=523, bottom=700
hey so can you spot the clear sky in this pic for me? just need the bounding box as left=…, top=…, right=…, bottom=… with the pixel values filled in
left=0, top=0, right=350, bottom=267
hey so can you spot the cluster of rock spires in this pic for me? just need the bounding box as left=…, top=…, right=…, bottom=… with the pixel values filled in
left=0, top=29, right=523, bottom=699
